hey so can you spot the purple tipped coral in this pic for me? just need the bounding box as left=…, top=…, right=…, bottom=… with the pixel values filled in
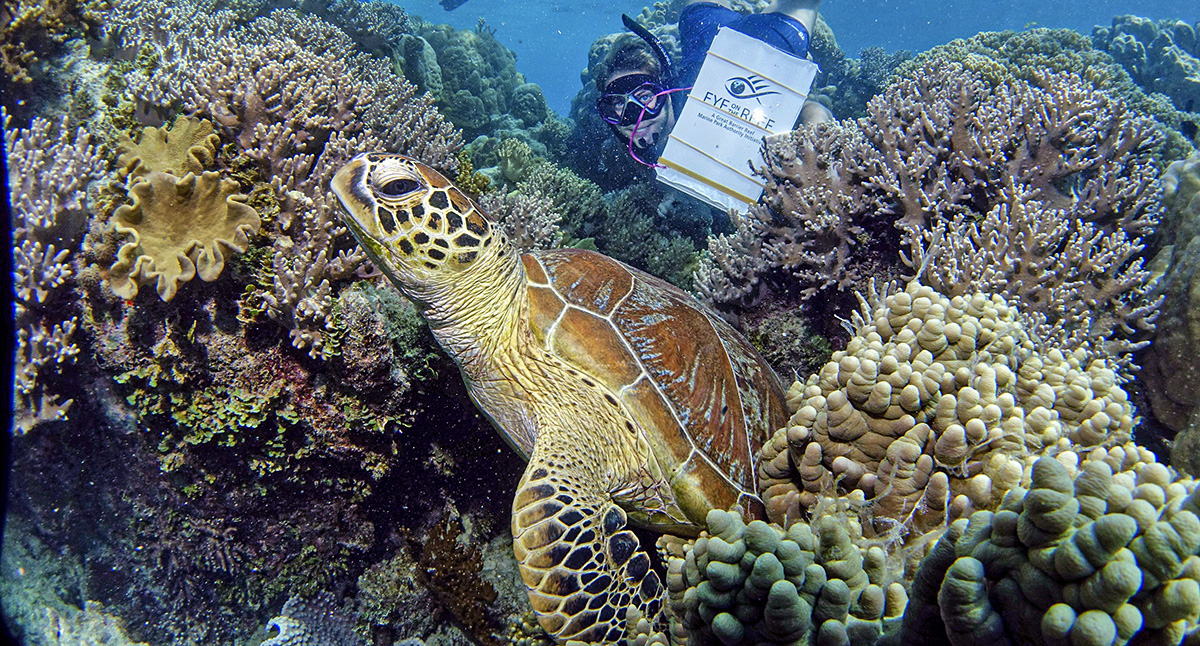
left=696, top=59, right=1163, bottom=367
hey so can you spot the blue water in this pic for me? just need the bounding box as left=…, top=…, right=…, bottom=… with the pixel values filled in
left=396, top=0, right=1199, bottom=115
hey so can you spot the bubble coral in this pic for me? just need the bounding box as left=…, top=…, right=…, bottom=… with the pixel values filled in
left=759, top=280, right=1134, bottom=537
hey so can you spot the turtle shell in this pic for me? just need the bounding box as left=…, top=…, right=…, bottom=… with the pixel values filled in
left=522, top=249, right=788, bottom=526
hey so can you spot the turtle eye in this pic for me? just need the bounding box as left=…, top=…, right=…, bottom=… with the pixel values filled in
left=377, top=178, right=421, bottom=197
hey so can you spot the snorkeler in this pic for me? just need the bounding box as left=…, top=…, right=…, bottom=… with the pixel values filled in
left=595, top=0, right=834, bottom=166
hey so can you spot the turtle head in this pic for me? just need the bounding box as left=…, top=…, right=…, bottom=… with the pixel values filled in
left=331, top=153, right=504, bottom=293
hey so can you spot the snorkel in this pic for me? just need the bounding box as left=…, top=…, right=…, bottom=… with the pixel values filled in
left=621, top=14, right=675, bottom=86
left=602, top=15, right=692, bottom=168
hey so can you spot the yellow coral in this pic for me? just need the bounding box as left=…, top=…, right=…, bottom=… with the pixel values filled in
left=117, top=116, right=222, bottom=179
left=760, top=281, right=1135, bottom=532
left=453, top=150, right=491, bottom=196
left=109, top=171, right=260, bottom=301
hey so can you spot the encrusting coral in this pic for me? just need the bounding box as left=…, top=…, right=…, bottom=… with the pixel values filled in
left=695, top=59, right=1163, bottom=368
left=1141, top=153, right=1200, bottom=452
left=262, top=593, right=366, bottom=646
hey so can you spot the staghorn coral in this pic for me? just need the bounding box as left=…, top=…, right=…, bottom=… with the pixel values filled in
left=758, top=280, right=1135, bottom=538
left=8, top=113, right=105, bottom=434
left=108, top=170, right=261, bottom=302
left=696, top=60, right=1163, bottom=367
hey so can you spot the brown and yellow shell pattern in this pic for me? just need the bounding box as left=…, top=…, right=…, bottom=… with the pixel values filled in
left=521, top=248, right=788, bottom=525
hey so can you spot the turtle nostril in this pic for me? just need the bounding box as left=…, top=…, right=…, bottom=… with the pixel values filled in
left=378, top=178, right=420, bottom=197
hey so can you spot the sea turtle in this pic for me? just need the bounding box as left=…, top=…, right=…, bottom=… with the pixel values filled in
left=331, top=153, right=788, bottom=643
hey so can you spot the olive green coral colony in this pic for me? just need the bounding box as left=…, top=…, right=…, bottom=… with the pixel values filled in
left=4, top=0, right=1200, bottom=643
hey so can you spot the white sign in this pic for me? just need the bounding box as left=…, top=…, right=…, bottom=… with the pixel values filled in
left=657, top=27, right=819, bottom=213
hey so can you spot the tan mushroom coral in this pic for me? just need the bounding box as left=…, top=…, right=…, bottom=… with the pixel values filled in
left=117, top=116, right=222, bottom=179
left=759, top=280, right=1135, bottom=534
left=108, top=171, right=260, bottom=301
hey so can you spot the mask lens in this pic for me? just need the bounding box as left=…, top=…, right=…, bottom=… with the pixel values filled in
left=597, top=76, right=664, bottom=125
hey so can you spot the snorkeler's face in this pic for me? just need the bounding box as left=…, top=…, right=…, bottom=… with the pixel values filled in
left=603, top=71, right=675, bottom=151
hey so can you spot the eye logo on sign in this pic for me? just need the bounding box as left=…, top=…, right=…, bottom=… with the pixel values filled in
left=724, top=75, right=779, bottom=103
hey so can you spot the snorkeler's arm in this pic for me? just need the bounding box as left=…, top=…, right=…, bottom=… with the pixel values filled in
left=800, top=98, right=833, bottom=125
left=765, top=0, right=820, bottom=33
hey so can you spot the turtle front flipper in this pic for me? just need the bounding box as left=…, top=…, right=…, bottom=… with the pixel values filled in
left=512, top=458, right=665, bottom=643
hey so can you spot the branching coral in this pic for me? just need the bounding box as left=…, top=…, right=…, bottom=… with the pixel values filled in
left=117, top=1, right=462, bottom=356
left=7, top=113, right=105, bottom=434
left=696, top=60, right=1163, bottom=367
left=477, top=191, right=563, bottom=253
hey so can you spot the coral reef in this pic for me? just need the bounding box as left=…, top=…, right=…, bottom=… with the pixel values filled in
left=115, top=0, right=461, bottom=356
left=758, top=280, right=1134, bottom=531
left=695, top=60, right=1163, bottom=368
left=1093, top=16, right=1200, bottom=114
left=261, top=593, right=366, bottom=646
left=671, top=447, right=1200, bottom=646
left=897, top=27, right=1196, bottom=158
left=1141, top=152, right=1200, bottom=465
left=395, top=20, right=549, bottom=141
left=8, top=113, right=106, bottom=434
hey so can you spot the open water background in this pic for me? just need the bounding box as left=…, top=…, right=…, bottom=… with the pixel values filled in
left=395, top=0, right=1200, bottom=115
